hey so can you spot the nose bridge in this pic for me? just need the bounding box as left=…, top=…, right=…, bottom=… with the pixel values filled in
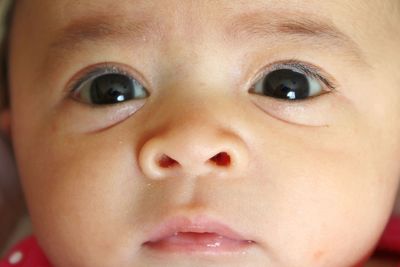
left=151, top=85, right=234, bottom=138
left=138, top=91, right=249, bottom=180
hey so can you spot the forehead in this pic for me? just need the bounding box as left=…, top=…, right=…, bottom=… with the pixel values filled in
left=19, top=0, right=399, bottom=17
left=14, top=0, right=396, bottom=31
left=14, top=0, right=396, bottom=13
left=10, top=0, right=400, bottom=80
left=13, top=0, right=398, bottom=51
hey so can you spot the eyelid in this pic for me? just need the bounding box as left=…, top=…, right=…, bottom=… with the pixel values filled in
left=250, top=59, right=338, bottom=93
left=66, top=62, right=148, bottom=95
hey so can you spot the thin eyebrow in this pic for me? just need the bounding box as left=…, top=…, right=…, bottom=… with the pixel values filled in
left=49, top=15, right=163, bottom=52
left=224, top=11, right=369, bottom=67
left=47, top=11, right=369, bottom=70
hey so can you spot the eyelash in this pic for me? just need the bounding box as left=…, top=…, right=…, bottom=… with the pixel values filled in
left=68, top=60, right=337, bottom=99
left=68, top=63, right=135, bottom=94
left=250, top=59, right=337, bottom=93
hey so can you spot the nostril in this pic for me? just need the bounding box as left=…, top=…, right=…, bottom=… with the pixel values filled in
left=158, top=154, right=179, bottom=168
left=209, top=152, right=231, bottom=166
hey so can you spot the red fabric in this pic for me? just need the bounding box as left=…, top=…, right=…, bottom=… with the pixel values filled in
left=375, top=215, right=400, bottom=267
left=2, top=217, right=400, bottom=266
left=0, top=236, right=52, bottom=267
left=377, top=216, right=400, bottom=254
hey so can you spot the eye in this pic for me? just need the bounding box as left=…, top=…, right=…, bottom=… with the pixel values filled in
left=72, top=72, right=149, bottom=105
left=250, top=63, right=335, bottom=101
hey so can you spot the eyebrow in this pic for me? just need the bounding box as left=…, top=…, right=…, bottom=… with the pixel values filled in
left=47, top=11, right=368, bottom=67
left=49, top=15, right=163, bottom=52
left=224, top=11, right=368, bottom=66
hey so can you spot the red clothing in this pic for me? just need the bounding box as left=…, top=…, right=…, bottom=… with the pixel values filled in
left=2, top=217, right=400, bottom=267
left=0, top=237, right=51, bottom=267
left=376, top=216, right=400, bottom=254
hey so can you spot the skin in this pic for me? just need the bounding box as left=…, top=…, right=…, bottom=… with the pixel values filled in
left=2, top=0, right=400, bottom=266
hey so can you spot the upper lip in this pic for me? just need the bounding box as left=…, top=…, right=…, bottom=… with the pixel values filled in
left=143, top=215, right=254, bottom=243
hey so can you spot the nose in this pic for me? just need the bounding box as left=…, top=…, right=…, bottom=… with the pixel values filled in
left=138, top=125, right=249, bottom=180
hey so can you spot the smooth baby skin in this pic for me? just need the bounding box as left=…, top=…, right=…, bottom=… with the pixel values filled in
left=5, top=0, right=400, bottom=266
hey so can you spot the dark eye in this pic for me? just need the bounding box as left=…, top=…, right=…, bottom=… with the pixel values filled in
left=73, top=73, right=148, bottom=105
left=252, top=69, right=323, bottom=100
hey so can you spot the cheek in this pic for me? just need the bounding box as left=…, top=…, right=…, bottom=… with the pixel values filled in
left=14, top=126, right=149, bottom=266
left=245, top=111, right=399, bottom=266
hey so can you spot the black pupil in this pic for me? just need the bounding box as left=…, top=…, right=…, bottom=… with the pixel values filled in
left=90, top=74, right=135, bottom=104
left=262, top=69, right=309, bottom=100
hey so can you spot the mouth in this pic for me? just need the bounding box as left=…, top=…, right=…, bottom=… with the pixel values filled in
left=142, top=216, right=255, bottom=254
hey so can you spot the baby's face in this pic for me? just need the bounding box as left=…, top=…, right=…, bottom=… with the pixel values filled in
left=6, top=0, right=400, bottom=266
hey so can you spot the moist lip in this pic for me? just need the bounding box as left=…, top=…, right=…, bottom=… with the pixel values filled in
left=143, top=216, right=255, bottom=254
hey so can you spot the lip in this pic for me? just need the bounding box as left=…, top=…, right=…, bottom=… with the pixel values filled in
left=142, top=216, right=255, bottom=254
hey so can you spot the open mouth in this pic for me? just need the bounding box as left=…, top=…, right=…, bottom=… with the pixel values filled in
left=142, top=216, right=255, bottom=254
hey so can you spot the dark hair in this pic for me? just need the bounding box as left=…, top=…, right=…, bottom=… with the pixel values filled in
left=0, top=0, right=15, bottom=111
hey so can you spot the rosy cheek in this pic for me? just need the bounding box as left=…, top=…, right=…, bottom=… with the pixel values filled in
left=312, top=250, right=326, bottom=262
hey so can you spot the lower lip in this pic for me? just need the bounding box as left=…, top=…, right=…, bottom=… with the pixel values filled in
left=144, top=232, right=253, bottom=254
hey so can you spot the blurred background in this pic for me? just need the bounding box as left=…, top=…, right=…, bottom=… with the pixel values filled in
left=0, top=0, right=5, bottom=35
left=0, top=0, right=31, bottom=257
